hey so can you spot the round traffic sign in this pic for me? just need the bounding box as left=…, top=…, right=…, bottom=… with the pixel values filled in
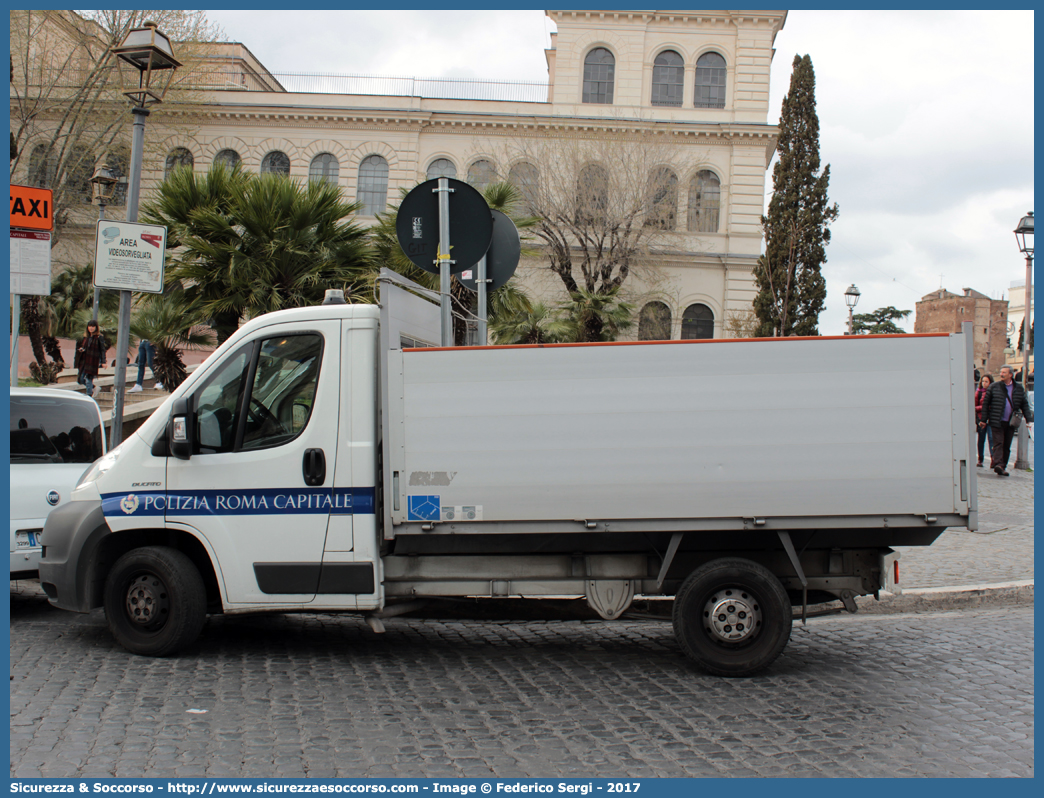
left=457, top=210, right=522, bottom=293
left=395, top=178, right=493, bottom=275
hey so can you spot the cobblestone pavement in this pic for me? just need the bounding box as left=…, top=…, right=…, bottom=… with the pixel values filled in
left=895, top=447, right=1034, bottom=588
left=10, top=590, right=1034, bottom=779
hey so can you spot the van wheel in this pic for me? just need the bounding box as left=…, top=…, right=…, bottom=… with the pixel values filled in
left=673, top=557, right=791, bottom=677
left=104, top=546, right=206, bottom=657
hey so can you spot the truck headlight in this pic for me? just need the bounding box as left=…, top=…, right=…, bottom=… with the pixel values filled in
left=76, top=441, right=124, bottom=489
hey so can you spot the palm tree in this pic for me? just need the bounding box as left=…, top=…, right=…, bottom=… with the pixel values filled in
left=140, top=162, right=253, bottom=344
left=129, top=292, right=213, bottom=391
left=142, top=165, right=372, bottom=345
left=40, top=263, right=120, bottom=339
left=489, top=302, right=569, bottom=345
left=201, top=175, right=373, bottom=327
left=556, top=287, right=635, bottom=343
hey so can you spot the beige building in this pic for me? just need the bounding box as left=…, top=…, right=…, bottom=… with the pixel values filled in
left=1007, top=279, right=1032, bottom=350
left=914, top=288, right=1009, bottom=375
left=14, top=10, right=789, bottom=341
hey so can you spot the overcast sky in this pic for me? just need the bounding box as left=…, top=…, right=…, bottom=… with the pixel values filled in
left=204, top=9, right=1034, bottom=336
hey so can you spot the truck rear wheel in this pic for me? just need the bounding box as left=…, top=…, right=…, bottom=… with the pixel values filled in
left=673, top=557, right=791, bottom=677
left=103, top=546, right=206, bottom=657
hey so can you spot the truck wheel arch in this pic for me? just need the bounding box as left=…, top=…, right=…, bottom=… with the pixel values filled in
left=94, top=528, right=223, bottom=614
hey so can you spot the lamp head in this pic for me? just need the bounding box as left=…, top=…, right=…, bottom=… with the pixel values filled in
left=1014, top=211, right=1033, bottom=256
left=112, top=21, right=182, bottom=107
left=90, top=163, right=119, bottom=203
left=844, top=284, right=861, bottom=309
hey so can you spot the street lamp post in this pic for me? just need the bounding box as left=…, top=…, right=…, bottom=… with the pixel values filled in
left=89, top=163, right=118, bottom=322
left=1013, top=211, right=1033, bottom=470
left=844, top=284, right=861, bottom=335
left=107, top=22, right=180, bottom=447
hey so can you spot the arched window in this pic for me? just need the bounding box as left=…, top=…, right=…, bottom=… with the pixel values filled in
left=214, top=148, right=241, bottom=169
left=261, top=150, right=290, bottom=176
left=651, top=50, right=684, bottom=107
left=681, top=303, right=714, bottom=339
left=508, top=162, right=539, bottom=212
left=309, top=153, right=339, bottom=185
left=576, top=164, right=609, bottom=223
left=582, top=47, right=615, bottom=104
left=357, top=154, right=389, bottom=216
left=426, top=158, right=456, bottom=180
left=164, top=147, right=194, bottom=180
left=694, top=52, right=727, bottom=109
left=646, top=167, right=678, bottom=229
left=467, top=159, right=496, bottom=191
left=638, top=302, right=672, bottom=341
left=28, top=144, right=55, bottom=188
left=109, top=146, right=129, bottom=207
left=688, top=170, right=721, bottom=233
left=66, top=145, right=94, bottom=203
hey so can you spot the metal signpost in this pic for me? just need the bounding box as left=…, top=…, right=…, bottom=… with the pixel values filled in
left=458, top=210, right=522, bottom=344
left=395, top=177, right=493, bottom=346
left=437, top=179, right=453, bottom=343
left=9, top=184, right=54, bottom=387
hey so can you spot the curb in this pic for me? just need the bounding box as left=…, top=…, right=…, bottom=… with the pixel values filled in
left=854, top=580, right=1034, bottom=614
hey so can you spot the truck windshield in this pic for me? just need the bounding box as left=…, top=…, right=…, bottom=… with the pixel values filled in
left=10, top=395, right=104, bottom=465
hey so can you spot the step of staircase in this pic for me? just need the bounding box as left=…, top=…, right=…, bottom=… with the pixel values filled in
left=92, top=387, right=168, bottom=410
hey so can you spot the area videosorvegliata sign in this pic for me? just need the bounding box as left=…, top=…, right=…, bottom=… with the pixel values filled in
left=93, top=219, right=167, bottom=294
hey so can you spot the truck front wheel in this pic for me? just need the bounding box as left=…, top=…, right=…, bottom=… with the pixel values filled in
left=673, top=557, right=791, bottom=677
left=103, top=546, right=206, bottom=657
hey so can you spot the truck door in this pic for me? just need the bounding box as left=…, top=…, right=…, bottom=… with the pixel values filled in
left=165, top=321, right=340, bottom=605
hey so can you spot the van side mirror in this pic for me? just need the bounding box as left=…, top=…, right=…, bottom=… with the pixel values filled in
left=169, top=396, right=194, bottom=460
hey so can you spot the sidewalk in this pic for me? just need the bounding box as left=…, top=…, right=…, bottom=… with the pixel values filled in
left=10, top=334, right=215, bottom=379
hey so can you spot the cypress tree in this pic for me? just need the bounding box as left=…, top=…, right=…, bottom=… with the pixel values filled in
left=753, top=54, right=839, bottom=337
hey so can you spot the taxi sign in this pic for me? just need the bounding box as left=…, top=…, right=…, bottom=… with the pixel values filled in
left=10, top=184, right=54, bottom=231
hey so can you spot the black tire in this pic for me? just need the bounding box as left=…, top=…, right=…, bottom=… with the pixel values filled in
left=104, top=546, right=206, bottom=657
left=672, top=557, right=791, bottom=677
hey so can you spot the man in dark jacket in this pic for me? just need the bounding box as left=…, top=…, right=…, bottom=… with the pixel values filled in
left=979, top=364, right=1033, bottom=476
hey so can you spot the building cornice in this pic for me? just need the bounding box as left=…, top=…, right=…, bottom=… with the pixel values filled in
left=167, top=101, right=778, bottom=146
left=546, top=9, right=787, bottom=32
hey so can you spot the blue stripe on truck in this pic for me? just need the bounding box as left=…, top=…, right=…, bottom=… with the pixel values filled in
left=100, top=487, right=375, bottom=517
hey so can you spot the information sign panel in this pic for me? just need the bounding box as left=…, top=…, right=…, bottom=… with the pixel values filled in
left=93, top=219, right=167, bottom=293
left=10, top=230, right=52, bottom=296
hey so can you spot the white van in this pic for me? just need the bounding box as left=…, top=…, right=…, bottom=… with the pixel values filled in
left=10, top=387, right=106, bottom=578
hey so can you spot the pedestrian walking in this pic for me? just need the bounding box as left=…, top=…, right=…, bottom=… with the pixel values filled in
left=979, top=364, right=1033, bottom=476
left=74, top=320, right=108, bottom=399
left=128, top=338, right=163, bottom=393
left=974, top=374, right=993, bottom=467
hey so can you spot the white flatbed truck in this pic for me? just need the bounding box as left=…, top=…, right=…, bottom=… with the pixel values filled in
left=39, top=273, right=977, bottom=676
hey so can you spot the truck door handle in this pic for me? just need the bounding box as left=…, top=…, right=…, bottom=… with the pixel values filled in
left=303, top=448, right=326, bottom=486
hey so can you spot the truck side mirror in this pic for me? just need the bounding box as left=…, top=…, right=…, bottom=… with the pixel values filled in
left=169, top=396, right=194, bottom=460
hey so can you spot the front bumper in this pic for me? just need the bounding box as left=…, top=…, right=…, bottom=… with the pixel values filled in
left=38, top=499, right=110, bottom=613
